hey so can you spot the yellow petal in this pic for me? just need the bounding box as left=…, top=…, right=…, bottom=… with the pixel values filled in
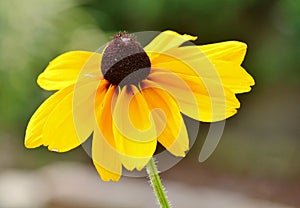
left=148, top=41, right=254, bottom=121
left=37, top=51, right=102, bottom=90
left=112, top=85, right=157, bottom=171
left=25, top=85, right=74, bottom=148
left=199, top=41, right=247, bottom=65
left=92, top=125, right=122, bottom=182
left=149, top=70, right=240, bottom=122
left=112, top=85, right=157, bottom=143
left=141, top=80, right=189, bottom=156
left=144, top=30, right=197, bottom=53
left=93, top=163, right=121, bottom=182
left=150, top=46, right=213, bottom=78
left=73, top=78, right=107, bottom=140
left=199, top=41, right=254, bottom=93
left=113, top=124, right=157, bottom=171
left=150, top=43, right=254, bottom=93
left=212, top=61, right=255, bottom=93
left=42, top=86, right=92, bottom=152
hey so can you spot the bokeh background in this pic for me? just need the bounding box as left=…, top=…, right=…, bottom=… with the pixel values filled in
left=0, top=0, right=299, bottom=207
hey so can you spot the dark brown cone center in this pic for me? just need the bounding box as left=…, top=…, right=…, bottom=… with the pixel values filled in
left=101, top=32, right=151, bottom=86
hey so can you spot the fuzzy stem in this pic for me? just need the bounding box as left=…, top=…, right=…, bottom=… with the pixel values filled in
left=146, top=158, right=171, bottom=208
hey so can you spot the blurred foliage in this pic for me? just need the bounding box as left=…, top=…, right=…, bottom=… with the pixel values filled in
left=0, top=0, right=299, bottom=179
left=0, top=0, right=106, bottom=132
left=81, top=0, right=300, bottom=83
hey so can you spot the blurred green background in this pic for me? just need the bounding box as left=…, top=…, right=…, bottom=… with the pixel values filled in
left=0, top=0, right=299, bottom=207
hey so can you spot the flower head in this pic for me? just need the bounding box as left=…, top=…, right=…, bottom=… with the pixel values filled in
left=25, top=30, right=254, bottom=181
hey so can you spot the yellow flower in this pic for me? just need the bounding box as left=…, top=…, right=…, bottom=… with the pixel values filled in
left=25, top=30, right=254, bottom=181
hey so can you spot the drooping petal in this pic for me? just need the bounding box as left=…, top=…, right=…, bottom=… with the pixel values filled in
left=73, top=78, right=108, bottom=140
left=93, top=84, right=122, bottom=181
left=94, top=84, right=117, bottom=147
left=149, top=69, right=240, bottom=122
left=25, top=85, right=74, bottom=149
left=41, top=85, right=93, bottom=152
left=141, top=80, right=189, bottom=156
left=112, top=85, right=157, bottom=171
left=149, top=46, right=213, bottom=78
left=112, top=85, right=157, bottom=142
left=149, top=41, right=254, bottom=95
left=147, top=40, right=255, bottom=122
left=144, top=30, right=197, bottom=53
left=92, top=125, right=122, bottom=182
left=37, top=51, right=102, bottom=90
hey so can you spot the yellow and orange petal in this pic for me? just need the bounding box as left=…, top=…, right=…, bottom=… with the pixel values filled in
left=93, top=83, right=122, bottom=180
left=112, top=85, right=157, bottom=171
left=141, top=80, right=189, bottom=156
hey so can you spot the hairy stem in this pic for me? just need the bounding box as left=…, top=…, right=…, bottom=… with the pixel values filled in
left=146, top=158, right=171, bottom=208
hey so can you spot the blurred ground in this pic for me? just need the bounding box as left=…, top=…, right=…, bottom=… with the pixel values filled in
left=0, top=162, right=297, bottom=208
left=165, top=160, right=300, bottom=208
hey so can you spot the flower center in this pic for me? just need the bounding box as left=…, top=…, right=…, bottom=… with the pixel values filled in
left=101, top=32, right=151, bottom=86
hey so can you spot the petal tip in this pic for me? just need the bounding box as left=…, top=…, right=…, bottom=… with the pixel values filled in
left=94, top=162, right=121, bottom=182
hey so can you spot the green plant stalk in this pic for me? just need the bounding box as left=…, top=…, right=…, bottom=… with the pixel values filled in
left=146, top=158, right=171, bottom=208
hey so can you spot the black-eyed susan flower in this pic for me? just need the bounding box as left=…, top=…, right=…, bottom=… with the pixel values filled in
left=25, top=30, right=254, bottom=183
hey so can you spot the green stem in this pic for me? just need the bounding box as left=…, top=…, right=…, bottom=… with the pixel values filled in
left=146, top=158, right=171, bottom=208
